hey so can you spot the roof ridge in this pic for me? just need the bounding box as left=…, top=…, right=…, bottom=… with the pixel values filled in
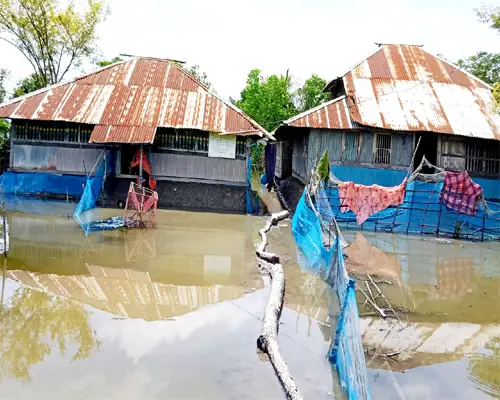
left=419, top=48, right=493, bottom=90
left=283, top=95, right=346, bottom=125
left=0, top=60, right=130, bottom=108
left=171, top=62, right=270, bottom=138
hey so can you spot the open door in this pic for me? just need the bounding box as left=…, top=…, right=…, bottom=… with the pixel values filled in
left=414, top=133, right=438, bottom=173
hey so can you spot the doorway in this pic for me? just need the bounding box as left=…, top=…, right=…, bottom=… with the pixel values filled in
left=414, top=133, right=438, bottom=174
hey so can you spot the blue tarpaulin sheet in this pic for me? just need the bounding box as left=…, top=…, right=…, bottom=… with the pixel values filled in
left=0, top=171, right=87, bottom=197
left=292, top=188, right=371, bottom=400
left=323, top=180, right=500, bottom=241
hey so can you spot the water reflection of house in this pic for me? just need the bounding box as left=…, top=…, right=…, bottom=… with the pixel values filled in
left=361, top=317, right=500, bottom=372
left=7, top=266, right=242, bottom=320
left=5, top=212, right=263, bottom=320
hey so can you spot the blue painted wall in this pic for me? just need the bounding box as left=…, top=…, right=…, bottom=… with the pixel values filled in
left=474, top=177, right=500, bottom=200
left=331, top=164, right=407, bottom=186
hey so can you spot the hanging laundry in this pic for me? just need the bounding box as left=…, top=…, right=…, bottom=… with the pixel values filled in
left=338, top=179, right=407, bottom=225
left=439, top=171, right=482, bottom=215
left=130, top=149, right=157, bottom=190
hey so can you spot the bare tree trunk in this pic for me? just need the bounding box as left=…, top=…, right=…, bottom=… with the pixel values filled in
left=256, top=211, right=303, bottom=400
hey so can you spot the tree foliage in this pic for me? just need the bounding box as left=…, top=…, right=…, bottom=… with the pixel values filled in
left=0, top=68, right=8, bottom=103
left=235, top=69, right=331, bottom=133
left=12, top=72, right=44, bottom=98
left=0, top=0, right=107, bottom=87
left=476, top=4, right=500, bottom=33
left=96, top=56, right=122, bottom=68
left=0, top=287, right=99, bottom=381
left=296, top=74, right=329, bottom=113
left=235, top=69, right=297, bottom=132
left=457, top=52, right=500, bottom=86
left=186, top=64, right=212, bottom=89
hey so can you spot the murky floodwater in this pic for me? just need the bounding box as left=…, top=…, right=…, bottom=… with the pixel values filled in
left=0, top=203, right=498, bottom=399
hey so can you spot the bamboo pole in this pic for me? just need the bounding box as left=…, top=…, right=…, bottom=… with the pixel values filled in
left=256, top=211, right=303, bottom=400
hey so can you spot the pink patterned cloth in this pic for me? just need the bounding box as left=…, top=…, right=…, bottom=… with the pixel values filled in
left=338, top=179, right=407, bottom=225
left=440, top=171, right=482, bottom=215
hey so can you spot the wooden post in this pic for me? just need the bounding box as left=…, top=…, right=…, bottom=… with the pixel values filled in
left=2, top=184, right=6, bottom=257
left=139, top=145, right=143, bottom=187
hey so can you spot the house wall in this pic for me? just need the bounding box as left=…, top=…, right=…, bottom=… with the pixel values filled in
left=149, top=151, right=247, bottom=184
left=12, top=143, right=102, bottom=174
left=438, top=135, right=500, bottom=200
left=291, top=128, right=413, bottom=186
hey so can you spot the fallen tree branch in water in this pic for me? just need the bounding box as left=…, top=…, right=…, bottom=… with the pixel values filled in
left=256, top=211, right=303, bottom=400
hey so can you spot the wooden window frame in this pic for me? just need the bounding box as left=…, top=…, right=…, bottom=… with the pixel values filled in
left=341, top=132, right=361, bottom=162
left=374, top=132, right=392, bottom=164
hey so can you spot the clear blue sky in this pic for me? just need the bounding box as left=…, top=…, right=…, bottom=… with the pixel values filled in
left=1, top=0, right=499, bottom=99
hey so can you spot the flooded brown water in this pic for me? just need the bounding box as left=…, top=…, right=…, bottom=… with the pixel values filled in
left=0, top=205, right=499, bottom=399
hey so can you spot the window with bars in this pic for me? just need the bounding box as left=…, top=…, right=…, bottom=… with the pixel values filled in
left=154, top=129, right=247, bottom=157
left=374, top=133, right=391, bottom=164
left=343, top=132, right=360, bottom=162
left=13, top=122, right=94, bottom=144
left=466, top=141, right=500, bottom=174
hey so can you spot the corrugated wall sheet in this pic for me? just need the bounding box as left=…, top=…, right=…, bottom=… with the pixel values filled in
left=12, top=144, right=102, bottom=173
left=150, top=152, right=246, bottom=183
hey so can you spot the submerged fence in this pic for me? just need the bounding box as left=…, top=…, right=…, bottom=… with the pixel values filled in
left=319, top=179, right=500, bottom=242
left=292, top=186, right=371, bottom=400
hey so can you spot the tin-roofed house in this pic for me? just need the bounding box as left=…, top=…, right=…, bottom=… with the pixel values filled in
left=274, top=44, right=500, bottom=202
left=0, top=57, right=268, bottom=213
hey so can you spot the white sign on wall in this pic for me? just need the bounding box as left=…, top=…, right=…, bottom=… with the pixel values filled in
left=208, top=133, right=236, bottom=159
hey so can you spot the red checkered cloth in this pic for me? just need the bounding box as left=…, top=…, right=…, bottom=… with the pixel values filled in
left=440, top=171, right=483, bottom=215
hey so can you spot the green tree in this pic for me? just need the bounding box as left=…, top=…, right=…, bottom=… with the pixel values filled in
left=0, top=0, right=107, bottom=87
left=96, top=56, right=123, bottom=68
left=477, top=4, right=500, bottom=33
left=186, top=64, right=211, bottom=89
left=0, top=287, right=99, bottom=381
left=0, top=69, right=8, bottom=103
left=235, top=69, right=297, bottom=132
left=296, top=74, right=329, bottom=113
left=12, top=73, right=44, bottom=98
left=457, top=52, right=500, bottom=86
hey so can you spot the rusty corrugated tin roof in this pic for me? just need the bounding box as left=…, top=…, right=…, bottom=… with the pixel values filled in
left=0, top=58, right=269, bottom=143
left=285, top=44, right=500, bottom=141
left=283, top=96, right=351, bottom=129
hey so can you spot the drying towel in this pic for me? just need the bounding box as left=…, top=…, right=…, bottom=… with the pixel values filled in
left=338, top=179, right=407, bottom=225
left=131, top=149, right=157, bottom=190
left=440, top=171, right=482, bottom=215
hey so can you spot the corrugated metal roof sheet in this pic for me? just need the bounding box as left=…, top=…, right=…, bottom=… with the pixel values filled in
left=0, top=58, right=268, bottom=143
left=285, top=45, right=500, bottom=141
left=345, top=44, right=500, bottom=140
left=283, top=96, right=351, bottom=129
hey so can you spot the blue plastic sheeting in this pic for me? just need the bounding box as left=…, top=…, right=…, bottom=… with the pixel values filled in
left=292, top=189, right=371, bottom=400
left=265, top=144, right=276, bottom=186
left=474, top=177, right=500, bottom=200
left=2, top=194, right=76, bottom=216
left=0, top=171, right=87, bottom=197
left=331, top=165, right=407, bottom=187
left=323, top=180, right=500, bottom=241
left=73, top=159, right=105, bottom=218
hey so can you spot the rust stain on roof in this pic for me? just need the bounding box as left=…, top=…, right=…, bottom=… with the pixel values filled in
left=283, top=96, right=352, bottom=129
left=284, top=44, right=500, bottom=141
left=344, top=44, right=500, bottom=140
left=0, top=59, right=268, bottom=143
